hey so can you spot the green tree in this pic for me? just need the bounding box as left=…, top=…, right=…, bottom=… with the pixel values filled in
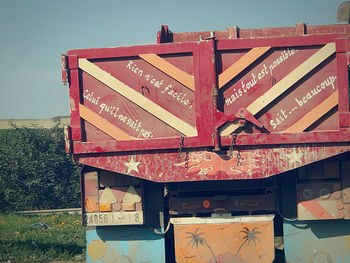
left=0, top=123, right=81, bottom=211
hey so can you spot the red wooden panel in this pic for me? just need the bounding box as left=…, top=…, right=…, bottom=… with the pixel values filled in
left=68, top=42, right=195, bottom=59
left=258, top=58, right=338, bottom=132
left=194, top=39, right=217, bottom=145
left=68, top=68, right=82, bottom=140
left=68, top=42, right=212, bottom=147
left=335, top=39, right=350, bottom=129
left=65, top=29, right=350, bottom=182
left=81, top=72, right=180, bottom=140
left=216, top=35, right=348, bottom=138
left=92, top=56, right=195, bottom=124
left=221, top=47, right=321, bottom=117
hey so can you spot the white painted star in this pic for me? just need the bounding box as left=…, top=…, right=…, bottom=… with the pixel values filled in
left=124, top=156, right=140, bottom=174
left=287, top=149, right=303, bottom=168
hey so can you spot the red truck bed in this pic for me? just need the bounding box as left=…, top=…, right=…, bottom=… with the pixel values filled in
left=63, top=23, right=350, bottom=182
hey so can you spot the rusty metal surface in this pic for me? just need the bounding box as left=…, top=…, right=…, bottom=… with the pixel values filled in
left=169, top=193, right=275, bottom=215
left=166, top=24, right=350, bottom=42
left=77, top=145, right=350, bottom=182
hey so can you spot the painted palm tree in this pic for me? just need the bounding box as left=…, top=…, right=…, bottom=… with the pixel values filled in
left=235, top=226, right=262, bottom=256
left=186, top=228, right=217, bottom=263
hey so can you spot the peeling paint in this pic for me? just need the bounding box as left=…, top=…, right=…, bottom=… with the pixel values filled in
left=77, top=145, right=350, bottom=182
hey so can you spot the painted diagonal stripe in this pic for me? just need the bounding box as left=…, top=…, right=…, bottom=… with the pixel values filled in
left=220, top=43, right=336, bottom=136
left=247, top=43, right=335, bottom=114
left=218, top=46, right=271, bottom=89
left=139, top=53, right=195, bottom=91
left=299, top=201, right=335, bottom=219
left=79, top=59, right=198, bottom=137
left=283, top=91, right=338, bottom=133
left=79, top=104, right=135, bottom=141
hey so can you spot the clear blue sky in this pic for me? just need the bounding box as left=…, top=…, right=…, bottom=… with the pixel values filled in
left=0, top=0, right=346, bottom=119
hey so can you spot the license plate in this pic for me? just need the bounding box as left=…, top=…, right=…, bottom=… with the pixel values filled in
left=84, top=211, right=143, bottom=226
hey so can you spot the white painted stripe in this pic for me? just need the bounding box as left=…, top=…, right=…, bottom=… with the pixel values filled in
left=79, top=58, right=198, bottom=137
left=247, top=43, right=336, bottom=114
left=220, top=43, right=336, bottom=136
left=297, top=203, right=316, bottom=220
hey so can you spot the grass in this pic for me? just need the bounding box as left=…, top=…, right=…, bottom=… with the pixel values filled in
left=0, top=213, right=85, bottom=262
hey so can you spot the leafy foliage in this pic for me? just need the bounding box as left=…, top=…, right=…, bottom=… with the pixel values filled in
left=0, top=124, right=81, bottom=211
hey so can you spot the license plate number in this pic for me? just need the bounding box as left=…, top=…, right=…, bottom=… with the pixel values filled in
left=84, top=211, right=143, bottom=226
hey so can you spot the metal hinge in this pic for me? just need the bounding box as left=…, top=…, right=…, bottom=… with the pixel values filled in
left=199, top=31, right=215, bottom=41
